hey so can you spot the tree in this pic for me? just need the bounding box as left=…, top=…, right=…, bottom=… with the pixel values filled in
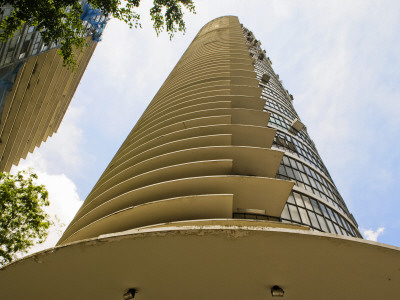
left=0, top=170, right=50, bottom=265
left=0, top=0, right=196, bottom=68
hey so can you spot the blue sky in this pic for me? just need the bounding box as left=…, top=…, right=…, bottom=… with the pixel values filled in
left=13, top=0, right=400, bottom=253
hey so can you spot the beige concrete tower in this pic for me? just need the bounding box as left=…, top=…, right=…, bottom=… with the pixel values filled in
left=57, top=16, right=295, bottom=245
left=1, top=16, right=400, bottom=300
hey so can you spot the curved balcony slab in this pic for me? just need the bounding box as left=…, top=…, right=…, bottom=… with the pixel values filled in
left=3, top=225, right=400, bottom=300
left=63, top=175, right=293, bottom=245
left=63, top=194, right=234, bottom=244
left=109, top=123, right=274, bottom=176
left=71, top=159, right=233, bottom=229
left=88, top=146, right=283, bottom=203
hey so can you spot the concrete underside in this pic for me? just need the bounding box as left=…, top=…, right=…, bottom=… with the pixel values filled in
left=1, top=223, right=399, bottom=300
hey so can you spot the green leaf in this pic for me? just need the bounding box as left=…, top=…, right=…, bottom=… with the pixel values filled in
left=0, top=0, right=195, bottom=68
left=0, top=170, right=50, bottom=265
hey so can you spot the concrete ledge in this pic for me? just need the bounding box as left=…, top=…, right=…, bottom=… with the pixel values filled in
left=2, top=225, right=399, bottom=300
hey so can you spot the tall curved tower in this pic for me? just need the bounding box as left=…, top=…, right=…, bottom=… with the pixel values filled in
left=57, top=15, right=296, bottom=245
left=1, top=16, right=399, bottom=300
left=57, top=16, right=360, bottom=245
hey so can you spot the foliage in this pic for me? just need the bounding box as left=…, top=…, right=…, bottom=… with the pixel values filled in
left=0, top=0, right=196, bottom=69
left=0, top=171, right=50, bottom=265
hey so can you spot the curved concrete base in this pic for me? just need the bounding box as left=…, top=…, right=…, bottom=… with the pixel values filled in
left=1, top=221, right=399, bottom=300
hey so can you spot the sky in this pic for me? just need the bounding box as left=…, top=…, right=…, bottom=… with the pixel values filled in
left=11, top=0, right=400, bottom=255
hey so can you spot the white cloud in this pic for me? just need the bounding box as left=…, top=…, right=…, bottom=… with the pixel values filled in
left=271, top=0, right=292, bottom=19
left=363, top=227, right=385, bottom=242
left=36, top=104, right=85, bottom=171
left=12, top=102, right=86, bottom=178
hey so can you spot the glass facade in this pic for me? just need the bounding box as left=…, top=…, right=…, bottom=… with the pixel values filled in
left=0, top=3, right=107, bottom=69
left=0, top=2, right=107, bottom=123
left=241, top=25, right=361, bottom=238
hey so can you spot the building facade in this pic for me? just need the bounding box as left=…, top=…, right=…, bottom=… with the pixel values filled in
left=242, top=25, right=361, bottom=238
left=0, top=3, right=106, bottom=172
left=57, top=16, right=360, bottom=245
left=1, top=16, right=399, bottom=300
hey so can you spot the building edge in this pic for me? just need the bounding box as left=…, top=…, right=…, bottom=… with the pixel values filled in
left=0, top=222, right=400, bottom=299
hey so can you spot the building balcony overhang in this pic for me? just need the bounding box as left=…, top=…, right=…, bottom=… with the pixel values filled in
left=1, top=223, right=400, bottom=300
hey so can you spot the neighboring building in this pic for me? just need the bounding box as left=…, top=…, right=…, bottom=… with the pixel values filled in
left=1, top=16, right=399, bottom=300
left=0, top=4, right=106, bottom=172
